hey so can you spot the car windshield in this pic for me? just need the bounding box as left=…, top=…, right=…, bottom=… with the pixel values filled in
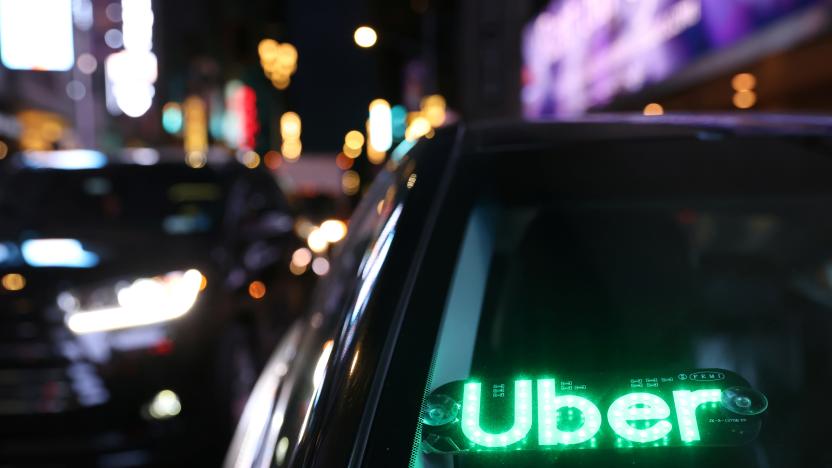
left=0, top=164, right=226, bottom=236
left=411, top=138, right=832, bottom=467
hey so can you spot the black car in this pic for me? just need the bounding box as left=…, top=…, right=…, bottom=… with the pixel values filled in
left=0, top=149, right=299, bottom=466
left=226, top=117, right=832, bottom=468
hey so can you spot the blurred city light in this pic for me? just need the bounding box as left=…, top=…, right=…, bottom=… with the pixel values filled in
left=185, top=151, right=207, bottom=169
left=0, top=140, right=7, bottom=160
left=405, top=116, right=431, bottom=141
left=0, top=0, right=75, bottom=71
left=248, top=280, right=267, bottom=300
left=289, top=261, right=307, bottom=276
left=1, top=273, right=25, bottom=292
left=343, top=130, right=364, bottom=159
left=732, top=73, right=758, bottom=110
left=282, top=139, right=302, bottom=161
left=732, top=73, right=757, bottom=92
left=294, top=218, right=315, bottom=239
left=391, top=105, right=407, bottom=140
left=104, top=29, right=124, bottom=49
left=420, top=95, right=447, bottom=128
left=281, top=112, right=302, bottom=161
left=264, top=150, right=283, bottom=170
left=241, top=150, right=261, bottom=169
left=335, top=152, right=354, bottom=170
left=64, top=80, right=84, bottom=99
left=162, top=102, right=183, bottom=134
left=307, top=228, right=329, bottom=254
left=353, top=26, right=378, bottom=48
left=259, top=38, right=298, bottom=90
left=344, top=130, right=365, bottom=151
left=122, top=0, right=154, bottom=51
left=65, top=269, right=204, bottom=334
left=22, top=150, right=106, bottom=170
left=733, top=90, right=757, bottom=109
left=342, top=170, right=360, bottom=196
left=184, top=96, right=209, bottom=161
left=311, top=257, right=330, bottom=276
left=105, top=0, right=157, bottom=118
left=148, top=389, right=181, bottom=420
left=22, top=239, right=100, bottom=268
left=105, top=51, right=157, bottom=117
left=368, top=99, right=393, bottom=152
left=291, top=248, right=313, bottom=268
left=127, top=147, right=160, bottom=166
left=224, top=81, right=258, bottom=150
left=643, top=103, right=664, bottom=116
left=320, top=220, right=348, bottom=243
left=280, top=112, right=301, bottom=139
left=366, top=144, right=386, bottom=165
left=76, top=53, right=98, bottom=74
left=17, top=110, right=67, bottom=150
left=73, top=0, right=94, bottom=30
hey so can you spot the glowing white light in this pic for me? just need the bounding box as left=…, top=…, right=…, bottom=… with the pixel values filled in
left=65, top=269, right=203, bottom=334
left=121, top=0, right=154, bottom=51
left=319, top=220, right=347, bottom=243
left=148, top=389, right=181, bottom=419
left=291, top=248, right=312, bottom=268
left=307, top=228, right=328, bottom=254
left=0, top=0, right=75, bottom=71
left=353, top=26, right=377, bottom=48
left=104, top=0, right=157, bottom=118
left=22, top=150, right=107, bottom=170
left=127, top=147, right=160, bottom=165
left=311, top=257, right=330, bottom=276
left=106, top=51, right=157, bottom=118
left=368, top=99, right=393, bottom=152
left=22, top=239, right=100, bottom=268
left=313, top=340, right=334, bottom=388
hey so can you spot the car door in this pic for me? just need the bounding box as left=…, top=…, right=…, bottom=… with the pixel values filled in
left=224, top=127, right=460, bottom=468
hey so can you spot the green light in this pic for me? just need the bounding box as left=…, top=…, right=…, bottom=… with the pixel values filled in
left=672, top=389, right=722, bottom=442
left=537, top=379, right=601, bottom=446
left=607, top=393, right=672, bottom=443
left=461, top=380, right=533, bottom=448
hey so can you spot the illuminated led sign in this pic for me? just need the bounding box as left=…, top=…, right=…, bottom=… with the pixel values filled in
left=421, top=369, right=767, bottom=454
left=523, top=0, right=824, bottom=117
left=0, top=0, right=75, bottom=71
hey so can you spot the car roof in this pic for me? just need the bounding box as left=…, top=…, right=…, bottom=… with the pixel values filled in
left=462, top=113, right=832, bottom=153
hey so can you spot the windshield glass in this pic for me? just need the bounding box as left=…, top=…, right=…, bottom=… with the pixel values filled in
left=411, top=139, right=832, bottom=468
left=0, top=165, right=225, bottom=236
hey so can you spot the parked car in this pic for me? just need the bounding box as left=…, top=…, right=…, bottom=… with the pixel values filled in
left=226, top=116, right=832, bottom=468
left=0, top=148, right=299, bottom=466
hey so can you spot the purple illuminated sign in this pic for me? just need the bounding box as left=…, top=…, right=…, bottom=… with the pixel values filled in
left=522, top=0, right=826, bottom=117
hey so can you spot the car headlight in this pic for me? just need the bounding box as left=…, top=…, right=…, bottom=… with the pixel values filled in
left=61, top=269, right=205, bottom=334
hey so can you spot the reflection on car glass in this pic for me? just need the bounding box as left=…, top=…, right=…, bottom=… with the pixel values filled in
left=421, top=369, right=767, bottom=455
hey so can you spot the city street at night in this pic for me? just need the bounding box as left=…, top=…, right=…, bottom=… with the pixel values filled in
left=2, top=1, right=832, bottom=467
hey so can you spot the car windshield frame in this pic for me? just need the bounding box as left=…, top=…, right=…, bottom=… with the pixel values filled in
left=361, top=126, right=832, bottom=468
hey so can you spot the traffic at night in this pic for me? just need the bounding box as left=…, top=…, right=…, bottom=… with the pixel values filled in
left=2, top=1, right=832, bottom=467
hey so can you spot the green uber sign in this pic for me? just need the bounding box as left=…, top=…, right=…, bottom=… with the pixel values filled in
left=420, top=369, right=767, bottom=454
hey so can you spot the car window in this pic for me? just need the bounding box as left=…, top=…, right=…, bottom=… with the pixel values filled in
left=225, top=160, right=414, bottom=468
left=0, top=165, right=225, bottom=236
left=401, top=139, right=832, bottom=468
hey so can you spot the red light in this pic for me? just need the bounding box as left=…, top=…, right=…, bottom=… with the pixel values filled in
left=151, top=338, right=174, bottom=356
left=228, top=85, right=260, bottom=150
left=335, top=152, right=354, bottom=170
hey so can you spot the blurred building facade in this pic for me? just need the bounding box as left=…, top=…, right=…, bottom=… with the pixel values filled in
left=522, top=0, right=832, bottom=116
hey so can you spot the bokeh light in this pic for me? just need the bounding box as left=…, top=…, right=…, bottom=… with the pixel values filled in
left=354, top=26, right=378, bottom=48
